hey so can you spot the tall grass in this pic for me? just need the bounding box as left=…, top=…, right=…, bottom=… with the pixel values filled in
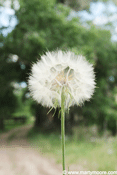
left=28, top=127, right=117, bottom=171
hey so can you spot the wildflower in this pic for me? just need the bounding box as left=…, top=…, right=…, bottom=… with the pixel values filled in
left=28, top=50, right=96, bottom=174
left=28, top=50, right=95, bottom=108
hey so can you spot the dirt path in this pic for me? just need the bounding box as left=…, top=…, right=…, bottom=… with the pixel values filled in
left=0, top=125, right=62, bottom=175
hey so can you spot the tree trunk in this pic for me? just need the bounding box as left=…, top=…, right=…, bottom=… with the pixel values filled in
left=116, top=120, right=117, bottom=136
left=57, top=0, right=65, bottom=3
left=103, top=118, right=108, bottom=137
left=66, top=111, right=74, bottom=135
left=0, top=118, right=5, bottom=131
left=34, top=104, right=47, bottom=128
left=97, top=114, right=105, bottom=134
left=53, top=108, right=61, bottom=128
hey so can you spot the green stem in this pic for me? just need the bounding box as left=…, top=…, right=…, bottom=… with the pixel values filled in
left=61, top=87, right=65, bottom=174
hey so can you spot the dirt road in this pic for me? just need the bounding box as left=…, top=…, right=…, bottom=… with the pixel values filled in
left=0, top=125, right=62, bottom=175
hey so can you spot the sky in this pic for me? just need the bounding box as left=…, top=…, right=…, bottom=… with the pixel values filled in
left=71, top=1, right=117, bottom=41
left=0, top=7, right=17, bottom=35
left=0, top=0, right=117, bottom=41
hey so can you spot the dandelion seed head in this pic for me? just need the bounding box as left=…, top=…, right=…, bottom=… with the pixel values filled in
left=28, top=50, right=96, bottom=108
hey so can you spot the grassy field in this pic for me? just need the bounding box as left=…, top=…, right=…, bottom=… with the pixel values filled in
left=0, top=122, right=23, bottom=133
left=0, top=116, right=34, bottom=133
left=28, top=128, right=117, bottom=171
left=2, top=120, right=117, bottom=171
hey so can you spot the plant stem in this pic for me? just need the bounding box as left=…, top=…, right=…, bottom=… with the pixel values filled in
left=61, top=87, right=65, bottom=174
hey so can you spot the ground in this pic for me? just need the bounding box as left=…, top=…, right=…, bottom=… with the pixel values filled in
left=0, top=125, right=62, bottom=175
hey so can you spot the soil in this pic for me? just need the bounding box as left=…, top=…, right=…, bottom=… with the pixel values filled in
left=0, top=125, right=62, bottom=175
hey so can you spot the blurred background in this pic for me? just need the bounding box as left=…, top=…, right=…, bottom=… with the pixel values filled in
left=0, top=0, right=117, bottom=173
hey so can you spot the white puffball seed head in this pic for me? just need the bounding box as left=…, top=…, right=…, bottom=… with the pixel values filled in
left=28, top=50, right=96, bottom=108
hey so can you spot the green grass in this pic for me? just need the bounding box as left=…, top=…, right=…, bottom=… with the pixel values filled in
left=0, top=122, right=23, bottom=133
left=28, top=129, right=117, bottom=171
left=0, top=116, right=34, bottom=133
left=5, top=122, right=23, bottom=131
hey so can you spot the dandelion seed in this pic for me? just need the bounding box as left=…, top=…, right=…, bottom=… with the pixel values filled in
left=28, top=50, right=96, bottom=174
left=28, top=50, right=96, bottom=108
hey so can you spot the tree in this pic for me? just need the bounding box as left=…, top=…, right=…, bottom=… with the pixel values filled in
left=1, top=0, right=117, bottom=134
left=60, top=0, right=117, bottom=11
left=0, top=34, right=17, bottom=130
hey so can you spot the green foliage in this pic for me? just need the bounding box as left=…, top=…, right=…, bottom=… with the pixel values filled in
left=0, top=35, right=17, bottom=120
left=13, top=87, right=32, bottom=117
left=28, top=130, right=117, bottom=170
left=63, top=0, right=92, bottom=11
left=1, top=0, right=117, bottom=133
left=60, top=0, right=117, bottom=11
